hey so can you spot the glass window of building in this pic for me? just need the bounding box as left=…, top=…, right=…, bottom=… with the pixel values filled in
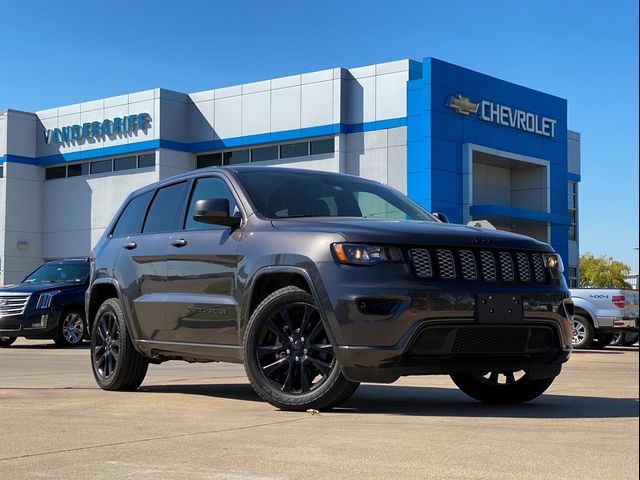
left=143, top=182, right=189, bottom=233
left=223, top=149, right=250, bottom=165
left=67, top=163, right=89, bottom=177
left=45, top=166, right=67, bottom=180
left=90, top=159, right=113, bottom=175
left=280, top=142, right=309, bottom=159
left=196, top=153, right=222, bottom=169
left=138, top=153, right=155, bottom=168
left=568, top=181, right=577, bottom=241
left=0, top=166, right=4, bottom=178
left=310, top=138, right=334, bottom=156
left=251, top=145, right=279, bottom=163
left=568, top=266, right=578, bottom=288
left=114, top=156, right=137, bottom=172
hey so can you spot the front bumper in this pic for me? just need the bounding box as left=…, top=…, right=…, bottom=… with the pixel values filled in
left=315, top=262, right=573, bottom=383
left=0, top=311, right=61, bottom=338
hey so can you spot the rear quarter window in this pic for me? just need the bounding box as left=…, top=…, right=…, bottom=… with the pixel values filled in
left=112, top=191, right=153, bottom=237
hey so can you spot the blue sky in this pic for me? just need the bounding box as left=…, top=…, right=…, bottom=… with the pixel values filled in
left=1, top=0, right=638, bottom=271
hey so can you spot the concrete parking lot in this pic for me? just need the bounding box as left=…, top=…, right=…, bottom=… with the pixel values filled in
left=0, top=340, right=637, bottom=480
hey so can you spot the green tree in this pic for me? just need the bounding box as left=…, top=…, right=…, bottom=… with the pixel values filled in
left=579, top=253, right=631, bottom=288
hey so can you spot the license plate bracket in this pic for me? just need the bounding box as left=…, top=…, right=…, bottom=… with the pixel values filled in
left=476, top=294, right=523, bottom=323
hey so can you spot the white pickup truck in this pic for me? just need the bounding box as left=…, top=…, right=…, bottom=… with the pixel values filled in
left=569, top=289, right=639, bottom=348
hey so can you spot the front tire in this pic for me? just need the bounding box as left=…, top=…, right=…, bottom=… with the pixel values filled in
left=54, top=308, right=86, bottom=347
left=0, top=337, right=17, bottom=347
left=90, top=298, right=148, bottom=391
left=451, top=370, right=556, bottom=404
left=571, top=315, right=594, bottom=349
left=243, top=286, right=359, bottom=411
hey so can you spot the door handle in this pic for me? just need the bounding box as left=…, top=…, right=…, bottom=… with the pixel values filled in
left=171, top=238, right=188, bottom=248
left=123, top=242, right=137, bottom=250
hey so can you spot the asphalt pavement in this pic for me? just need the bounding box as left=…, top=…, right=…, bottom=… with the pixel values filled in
left=0, top=339, right=638, bottom=480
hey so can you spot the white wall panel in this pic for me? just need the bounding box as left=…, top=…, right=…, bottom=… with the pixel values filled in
left=188, top=100, right=215, bottom=143
left=347, top=76, right=376, bottom=124
left=214, top=95, right=242, bottom=139
left=271, top=86, right=301, bottom=132
left=6, top=113, right=36, bottom=158
left=376, top=72, right=408, bottom=120
left=301, top=81, right=334, bottom=128
left=387, top=145, right=407, bottom=193
left=242, top=91, right=271, bottom=136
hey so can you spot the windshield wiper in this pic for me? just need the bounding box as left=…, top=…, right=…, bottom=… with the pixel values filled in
left=279, top=214, right=325, bottom=218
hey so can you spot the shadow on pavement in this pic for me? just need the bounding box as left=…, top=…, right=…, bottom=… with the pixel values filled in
left=5, top=343, right=90, bottom=350
left=139, top=382, right=639, bottom=419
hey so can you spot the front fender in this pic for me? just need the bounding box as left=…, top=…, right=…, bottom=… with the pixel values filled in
left=239, top=262, right=338, bottom=349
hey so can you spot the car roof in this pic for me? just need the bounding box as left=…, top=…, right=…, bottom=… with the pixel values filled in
left=129, top=165, right=368, bottom=197
left=44, top=258, right=89, bottom=265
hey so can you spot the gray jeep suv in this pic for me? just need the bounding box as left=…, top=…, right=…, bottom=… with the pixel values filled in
left=86, top=166, right=573, bottom=410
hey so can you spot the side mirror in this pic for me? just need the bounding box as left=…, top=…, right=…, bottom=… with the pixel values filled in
left=193, top=198, right=241, bottom=227
left=432, top=212, right=449, bottom=223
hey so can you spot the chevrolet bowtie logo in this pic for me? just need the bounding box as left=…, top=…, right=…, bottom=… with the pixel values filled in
left=447, top=94, right=479, bottom=115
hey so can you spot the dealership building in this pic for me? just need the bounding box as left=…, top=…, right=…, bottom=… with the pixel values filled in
left=0, top=57, right=581, bottom=286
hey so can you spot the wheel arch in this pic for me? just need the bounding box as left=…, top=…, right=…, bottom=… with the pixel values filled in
left=571, top=299, right=599, bottom=328
left=240, top=266, right=337, bottom=347
left=86, top=279, right=122, bottom=331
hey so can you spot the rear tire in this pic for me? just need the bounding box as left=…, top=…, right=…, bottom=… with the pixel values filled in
left=571, top=315, right=594, bottom=349
left=243, top=286, right=359, bottom=411
left=0, top=337, right=17, bottom=347
left=589, top=334, right=614, bottom=349
left=621, top=333, right=639, bottom=347
left=451, top=370, right=556, bottom=403
left=90, top=298, right=148, bottom=391
left=610, top=333, right=624, bottom=346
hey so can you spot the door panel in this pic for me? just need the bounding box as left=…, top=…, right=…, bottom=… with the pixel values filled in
left=165, top=175, right=243, bottom=345
left=165, top=229, right=241, bottom=345
left=115, top=233, right=169, bottom=341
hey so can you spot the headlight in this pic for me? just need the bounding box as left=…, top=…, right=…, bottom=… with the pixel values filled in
left=36, top=291, right=59, bottom=309
left=542, top=253, right=564, bottom=272
left=332, top=243, right=404, bottom=265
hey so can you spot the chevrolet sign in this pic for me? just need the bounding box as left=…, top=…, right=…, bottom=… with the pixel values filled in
left=447, top=94, right=557, bottom=138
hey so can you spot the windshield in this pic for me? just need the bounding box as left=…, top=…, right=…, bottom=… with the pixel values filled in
left=23, top=263, right=89, bottom=284
left=237, top=171, right=435, bottom=221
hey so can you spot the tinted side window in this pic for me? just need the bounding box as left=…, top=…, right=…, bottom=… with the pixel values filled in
left=143, top=182, right=189, bottom=234
left=185, top=177, right=240, bottom=230
left=112, top=191, right=153, bottom=237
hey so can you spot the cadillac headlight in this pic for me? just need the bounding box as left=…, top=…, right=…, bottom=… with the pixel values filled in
left=36, top=291, right=60, bottom=309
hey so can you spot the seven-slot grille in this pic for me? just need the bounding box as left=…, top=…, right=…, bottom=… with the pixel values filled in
left=409, top=248, right=548, bottom=284
left=0, top=294, right=31, bottom=318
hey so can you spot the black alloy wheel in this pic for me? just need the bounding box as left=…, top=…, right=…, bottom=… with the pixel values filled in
left=244, top=286, right=359, bottom=411
left=256, top=301, right=335, bottom=394
left=90, top=298, right=148, bottom=391
left=93, top=311, right=120, bottom=379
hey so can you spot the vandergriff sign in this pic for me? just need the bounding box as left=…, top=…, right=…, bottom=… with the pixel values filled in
left=447, top=94, right=557, bottom=138
left=43, top=113, right=151, bottom=145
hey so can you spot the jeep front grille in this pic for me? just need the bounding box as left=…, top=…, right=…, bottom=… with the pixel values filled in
left=409, top=248, right=548, bottom=284
left=0, top=294, right=31, bottom=318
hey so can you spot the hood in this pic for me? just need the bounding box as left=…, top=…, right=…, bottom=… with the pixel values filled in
left=0, top=282, right=82, bottom=294
left=271, top=218, right=551, bottom=250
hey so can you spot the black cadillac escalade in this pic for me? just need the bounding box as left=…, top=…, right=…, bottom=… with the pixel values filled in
left=0, top=259, right=89, bottom=347
left=86, top=166, right=573, bottom=410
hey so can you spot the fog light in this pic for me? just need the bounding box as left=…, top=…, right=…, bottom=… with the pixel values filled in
left=32, top=315, right=48, bottom=328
